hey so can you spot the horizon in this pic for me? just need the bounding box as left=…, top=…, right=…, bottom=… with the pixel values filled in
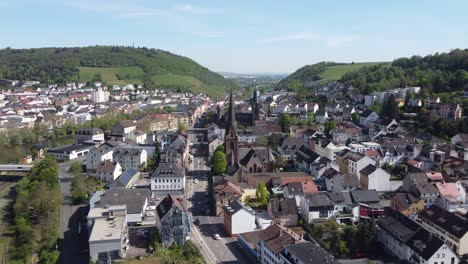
left=1, top=0, right=467, bottom=73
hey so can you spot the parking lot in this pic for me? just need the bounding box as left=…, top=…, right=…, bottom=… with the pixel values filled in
left=125, top=226, right=156, bottom=258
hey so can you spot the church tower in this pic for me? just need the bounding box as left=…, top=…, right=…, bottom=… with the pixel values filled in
left=252, top=89, right=260, bottom=125
left=225, top=89, right=239, bottom=167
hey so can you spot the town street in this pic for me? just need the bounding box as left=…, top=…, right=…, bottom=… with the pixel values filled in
left=186, top=130, right=253, bottom=264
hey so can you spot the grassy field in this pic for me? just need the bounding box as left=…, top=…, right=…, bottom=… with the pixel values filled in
left=319, top=62, right=389, bottom=81
left=78, top=66, right=145, bottom=85
left=151, top=73, right=204, bottom=88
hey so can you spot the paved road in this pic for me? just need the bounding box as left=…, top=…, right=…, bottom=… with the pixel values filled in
left=186, top=139, right=253, bottom=264
left=58, top=158, right=89, bottom=264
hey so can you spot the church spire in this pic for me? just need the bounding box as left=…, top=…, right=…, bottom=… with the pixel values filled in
left=226, top=89, right=237, bottom=134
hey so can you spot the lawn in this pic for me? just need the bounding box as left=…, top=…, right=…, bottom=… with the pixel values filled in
left=78, top=66, right=145, bottom=85
left=151, top=74, right=204, bottom=88
left=319, top=62, right=390, bottom=81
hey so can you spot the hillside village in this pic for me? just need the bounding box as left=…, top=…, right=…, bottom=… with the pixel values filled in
left=1, top=77, right=468, bottom=264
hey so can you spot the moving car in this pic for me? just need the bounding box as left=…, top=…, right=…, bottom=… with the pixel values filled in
left=213, top=234, right=221, bottom=240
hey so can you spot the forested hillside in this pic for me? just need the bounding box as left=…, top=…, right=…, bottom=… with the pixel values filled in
left=341, top=49, right=468, bottom=94
left=0, top=46, right=237, bottom=97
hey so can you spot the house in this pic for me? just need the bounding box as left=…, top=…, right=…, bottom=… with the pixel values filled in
left=315, top=110, right=328, bottom=122
left=347, top=152, right=376, bottom=178
left=75, top=127, right=104, bottom=144
left=283, top=182, right=305, bottom=206
left=208, top=137, right=224, bottom=159
left=245, top=224, right=305, bottom=264
left=94, top=189, right=150, bottom=224
left=151, top=162, right=185, bottom=195
left=402, top=173, right=439, bottom=208
left=267, top=198, right=298, bottom=227
left=359, top=110, right=379, bottom=126
left=108, top=169, right=140, bottom=189
left=294, top=146, right=320, bottom=174
left=377, top=210, right=459, bottom=264
left=350, top=189, right=384, bottom=221
left=213, top=180, right=242, bottom=216
left=322, top=168, right=360, bottom=192
left=96, top=160, right=122, bottom=182
left=419, top=205, right=468, bottom=256
left=435, top=182, right=462, bottom=212
left=299, top=193, right=334, bottom=223
left=451, top=133, right=468, bottom=145
left=223, top=200, right=257, bottom=237
left=277, top=137, right=305, bottom=161
left=128, top=129, right=147, bottom=144
left=112, top=120, right=137, bottom=137
left=47, top=144, right=93, bottom=161
left=359, top=164, right=401, bottom=192
left=426, top=171, right=444, bottom=183
left=455, top=180, right=468, bottom=208
left=113, top=148, right=147, bottom=171
left=30, top=144, right=46, bottom=159
left=280, top=241, right=339, bottom=264
left=87, top=205, right=128, bottom=262
left=391, top=192, right=424, bottom=216
left=156, top=195, right=191, bottom=248
left=86, top=142, right=116, bottom=171
left=431, top=103, right=463, bottom=120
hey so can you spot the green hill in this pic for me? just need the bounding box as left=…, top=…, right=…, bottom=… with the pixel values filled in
left=0, top=46, right=237, bottom=98
left=276, top=61, right=389, bottom=89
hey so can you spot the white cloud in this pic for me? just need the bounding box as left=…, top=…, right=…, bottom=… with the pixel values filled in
left=259, top=32, right=361, bottom=47
left=173, top=4, right=222, bottom=15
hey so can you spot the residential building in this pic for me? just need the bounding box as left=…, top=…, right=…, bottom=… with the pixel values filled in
left=223, top=200, right=257, bottom=237
left=267, top=198, right=298, bottom=227
left=75, top=127, right=104, bottom=144
left=113, top=148, right=147, bottom=171
left=151, top=162, right=185, bottom=195
left=96, top=160, right=122, bottom=182
left=156, top=195, right=191, bottom=248
left=391, top=192, right=424, bottom=216
left=213, top=180, right=242, bottom=216
left=87, top=142, right=116, bottom=171
left=419, top=205, right=468, bottom=256
left=402, top=173, right=440, bottom=208
left=435, top=182, right=462, bottom=212
left=280, top=241, right=339, bottom=264
left=359, top=110, right=379, bottom=126
left=378, top=210, right=459, bottom=264
left=299, top=193, right=334, bottom=223
left=350, top=189, right=384, bottom=221
left=108, top=169, right=140, bottom=189
left=256, top=223, right=304, bottom=264
left=359, top=164, right=401, bottom=192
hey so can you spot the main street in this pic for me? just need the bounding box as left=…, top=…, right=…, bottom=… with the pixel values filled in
left=186, top=130, right=253, bottom=264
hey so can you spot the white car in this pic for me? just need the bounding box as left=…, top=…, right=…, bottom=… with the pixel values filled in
left=147, top=206, right=156, bottom=210
left=193, top=179, right=199, bottom=184
left=213, top=234, right=221, bottom=240
left=146, top=212, right=155, bottom=217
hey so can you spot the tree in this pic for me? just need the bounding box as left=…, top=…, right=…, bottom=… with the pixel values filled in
left=215, top=145, right=225, bottom=153
left=351, top=112, right=359, bottom=124
left=178, top=122, right=188, bottom=132
left=306, top=112, right=315, bottom=126
left=278, top=114, right=293, bottom=133
left=382, top=94, right=399, bottom=120
left=68, top=161, right=83, bottom=175
left=324, top=120, right=336, bottom=135
left=211, top=150, right=227, bottom=175
left=71, top=176, right=88, bottom=203
left=255, top=181, right=270, bottom=207
left=267, top=133, right=282, bottom=149
left=275, top=155, right=286, bottom=170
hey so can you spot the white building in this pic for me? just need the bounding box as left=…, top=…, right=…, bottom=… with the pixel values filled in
left=86, top=143, right=116, bottom=171
left=151, top=162, right=185, bottom=195
left=91, top=87, right=110, bottom=103
left=87, top=205, right=128, bottom=263
left=113, top=148, right=147, bottom=171
left=75, top=127, right=104, bottom=144
left=378, top=211, right=459, bottom=264
left=96, top=160, right=122, bottom=182
left=48, top=144, right=93, bottom=161
left=223, top=200, right=258, bottom=237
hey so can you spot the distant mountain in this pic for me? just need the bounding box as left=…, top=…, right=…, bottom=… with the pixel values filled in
left=276, top=61, right=388, bottom=90
left=0, top=46, right=238, bottom=98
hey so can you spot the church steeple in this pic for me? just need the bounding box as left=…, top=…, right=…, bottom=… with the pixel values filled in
left=225, top=89, right=239, bottom=167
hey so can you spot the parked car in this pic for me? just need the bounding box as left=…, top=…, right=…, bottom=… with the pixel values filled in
left=146, top=212, right=155, bottom=217
left=213, top=234, right=221, bottom=240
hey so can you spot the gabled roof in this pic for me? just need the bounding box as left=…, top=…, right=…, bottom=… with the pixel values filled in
left=269, top=198, right=297, bottom=217
left=304, top=193, right=334, bottom=207
left=350, top=189, right=380, bottom=203
left=361, top=109, right=376, bottom=118
left=152, top=162, right=184, bottom=178
left=419, top=205, right=468, bottom=239
left=223, top=200, right=255, bottom=216
left=96, top=160, right=119, bottom=174
left=283, top=241, right=339, bottom=264
left=359, top=164, right=377, bottom=176
left=257, top=224, right=302, bottom=254
left=108, top=168, right=138, bottom=189
left=156, top=194, right=183, bottom=220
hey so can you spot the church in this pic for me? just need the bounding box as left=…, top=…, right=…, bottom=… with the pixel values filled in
left=224, top=89, right=275, bottom=182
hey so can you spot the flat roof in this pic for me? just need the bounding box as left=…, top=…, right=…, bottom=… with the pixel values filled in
left=48, top=144, right=92, bottom=153
left=89, top=214, right=125, bottom=242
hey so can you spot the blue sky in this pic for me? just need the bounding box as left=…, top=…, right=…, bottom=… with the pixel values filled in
left=1, top=0, right=467, bottom=73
